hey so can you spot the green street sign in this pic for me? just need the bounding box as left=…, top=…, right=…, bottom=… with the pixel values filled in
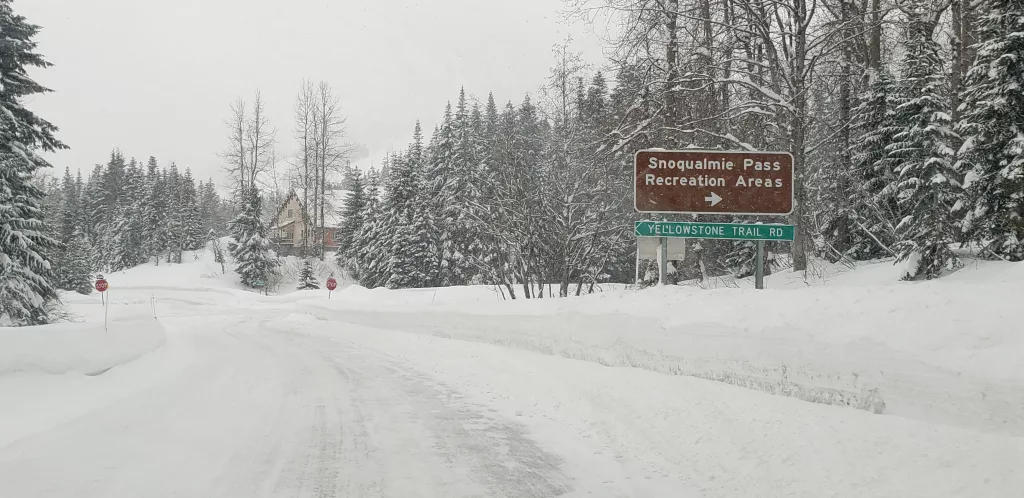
left=635, top=221, right=795, bottom=241
left=253, top=280, right=266, bottom=287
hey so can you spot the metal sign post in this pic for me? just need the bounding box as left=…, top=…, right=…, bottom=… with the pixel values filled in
left=755, top=240, right=766, bottom=290
left=95, top=275, right=109, bottom=330
left=326, top=277, right=337, bottom=299
left=635, top=221, right=793, bottom=288
left=658, top=237, right=668, bottom=285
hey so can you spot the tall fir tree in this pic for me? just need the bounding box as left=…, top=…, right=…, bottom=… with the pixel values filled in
left=165, top=163, right=183, bottom=263
left=57, top=166, right=78, bottom=244
left=179, top=168, right=203, bottom=250
left=142, top=157, right=167, bottom=263
left=847, top=69, right=902, bottom=259
left=335, top=165, right=366, bottom=275
left=62, top=229, right=95, bottom=295
left=110, top=158, right=146, bottom=270
left=955, top=0, right=1024, bottom=260
left=426, top=103, right=459, bottom=286
left=50, top=167, right=81, bottom=287
left=353, top=168, right=391, bottom=288
left=198, top=180, right=216, bottom=239
left=387, top=203, right=437, bottom=289
left=887, top=16, right=962, bottom=279
left=81, top=164, right=108, bottom=268
left=227, top=188, right=277, bottom=288
left=0, top=0, right=67, bottom=325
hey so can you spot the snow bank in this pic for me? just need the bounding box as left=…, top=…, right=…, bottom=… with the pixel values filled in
left=0, top=318, right=166, bottom=376
left=336, top=284, right=505, bottom=306
left=300, top=258, right=1024, bottom=435
left=1, top=288, right=166, bottom=377
left=333, top=282, right=630, bottom=307
left=101, top=240, right=349, bottom=296
left=296, top=320, right=1024, bottom=498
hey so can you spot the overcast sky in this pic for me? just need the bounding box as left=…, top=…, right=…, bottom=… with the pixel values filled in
left=22, top=0, right=607, bottom=186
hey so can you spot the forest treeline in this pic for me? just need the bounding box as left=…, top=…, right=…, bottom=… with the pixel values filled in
left=3, top=0, right=1023, bottom=325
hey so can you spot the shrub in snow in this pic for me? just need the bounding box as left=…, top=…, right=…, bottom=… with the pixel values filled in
left=297, top=260, right=319, bottom=290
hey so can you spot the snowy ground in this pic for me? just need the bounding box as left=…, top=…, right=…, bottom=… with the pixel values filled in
left=1, top=249, right=1021, bottom=497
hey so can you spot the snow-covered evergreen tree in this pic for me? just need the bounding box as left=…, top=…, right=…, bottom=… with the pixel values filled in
left=62, top=229, right=95, bottom=295
left=847, top=69, right=902, bottom=259
left=198, top=179, right=226, bottom=239
left=179, top=168, right=203, bottom=250
left=353, top=168, right=391, bottom=288
left=887, top=16, right=962, bottom=279
left=141, top=156, right=166, bottom=262
left=0, top=0, right=67, bottom=325
left=57, top=167, right=78, bottom=244
left=81, top=165, right=108, bottom=268
left=381, top=129, right=441, bottom=289
left=110, top=159, right=146, bottom=270
left=296, top=259, right=319, bottom=290
left=335, top=165, right=366, bottom=275
left=227, top=188, right=277, bottom=288
left=425, top=104, right=460, bottom=286
left=387, top=204, right=437, bottom=289
left=165, top=163, right=183, bottom=263
left=955, top=0, right=1024, bottom=260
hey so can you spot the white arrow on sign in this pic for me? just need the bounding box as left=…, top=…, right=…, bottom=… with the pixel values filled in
left=705, top=192, right=722, bottom=206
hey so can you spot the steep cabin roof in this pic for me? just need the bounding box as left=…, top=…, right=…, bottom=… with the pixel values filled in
left=270, top=189, right=350, bottom=230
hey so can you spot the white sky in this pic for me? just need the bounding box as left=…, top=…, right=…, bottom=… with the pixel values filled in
left=21, top=0, right=607, bottom=186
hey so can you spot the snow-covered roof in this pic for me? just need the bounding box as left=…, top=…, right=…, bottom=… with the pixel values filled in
left=273, top=189, right=350, bottom=228
left=324, top=189, right=350, bottom=228
left=271, top=219, right=296, bottom=230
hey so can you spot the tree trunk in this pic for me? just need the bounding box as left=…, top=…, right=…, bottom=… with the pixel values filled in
left=720, top=0, right=734, bottom=139
left=320, top=154, right=328, bottom=260
left=664, top=0, right=680, bottom=143
left=962, top=3, right=976, bottom=64
left=789, top=0, right=810, bottom=272
left=836, top=0, right=854, bottom=252
left=868, top=0, right=881, bottom=72
left=951, top=0, right=964, bottom=123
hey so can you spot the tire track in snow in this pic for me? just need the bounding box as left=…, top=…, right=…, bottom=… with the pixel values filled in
left=267, top=318, right=573, bottom=497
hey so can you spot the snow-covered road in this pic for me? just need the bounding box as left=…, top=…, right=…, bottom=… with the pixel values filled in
left=0, top=307, right=571, bottom=497
left=2, top=285, right=1022, bottom=497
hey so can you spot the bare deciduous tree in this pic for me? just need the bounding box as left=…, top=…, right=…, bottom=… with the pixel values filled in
left=221, top=98, right=248, bottom=197
left=293, top=80, right=317, bottom=257
left=311, top=81, right=354, bottom=259
left=246, top=90, right=277, bottom=193
left=222, top=90, right=277, bottom=205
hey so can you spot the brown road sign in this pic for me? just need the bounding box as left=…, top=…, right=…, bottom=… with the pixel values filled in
left=634, top=149, right=794, bottom=215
